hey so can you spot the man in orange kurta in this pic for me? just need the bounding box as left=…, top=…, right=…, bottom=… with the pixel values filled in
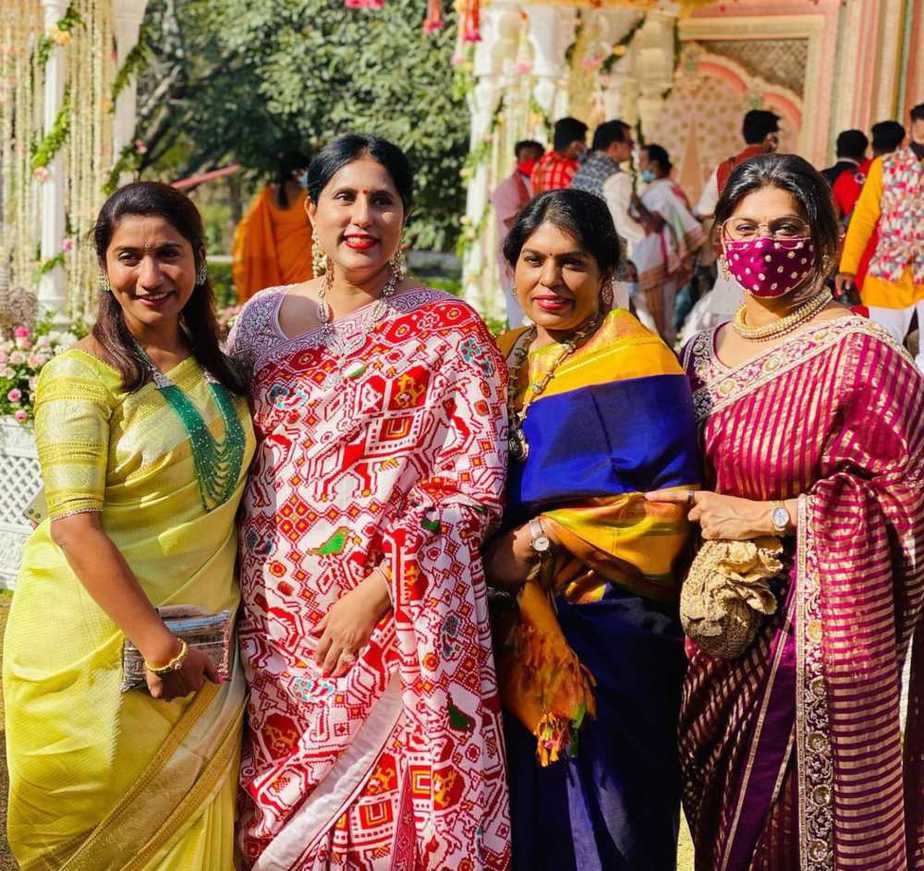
left=836, top=105, right=924, bottom=369
left=232, top=182, right=314, bottom=302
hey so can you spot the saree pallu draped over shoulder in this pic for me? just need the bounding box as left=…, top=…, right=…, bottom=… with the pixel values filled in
left=3, top=350, right=255, bottom=870
left=228, top=287, right=511, bottom=870
left=681, top=317, right=924, bottom=871
left=496, top=309, right=701, bottom=870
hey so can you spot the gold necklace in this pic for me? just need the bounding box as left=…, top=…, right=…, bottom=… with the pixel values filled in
left=732, top=289, right=831, bottom=342
left=505, top=317, right=600, bottom=462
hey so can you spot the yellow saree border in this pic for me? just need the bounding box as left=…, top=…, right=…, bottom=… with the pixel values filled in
left=58, top=679, right=239, bottom=871
left=127, top=701, right=243, bottom=870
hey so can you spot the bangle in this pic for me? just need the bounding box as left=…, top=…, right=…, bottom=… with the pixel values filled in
left=144, top=638, right=188, bottom=676
left=374, top=564, right=393, bottom=608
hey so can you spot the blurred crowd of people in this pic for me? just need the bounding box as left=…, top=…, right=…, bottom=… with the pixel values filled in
left=487, top=102, right=924, bottom=364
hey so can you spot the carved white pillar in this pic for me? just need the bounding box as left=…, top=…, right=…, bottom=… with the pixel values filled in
left=38, top=0, right=69, bottom=321
left=633, top=10, right=676, bottom=140
left=461, top=3, right=521, bottom=322
left=112, top=0, right=149, bottom=175
left=595, top=9, right=644, bottom=124
left=525, top=5, right=577, bottom=123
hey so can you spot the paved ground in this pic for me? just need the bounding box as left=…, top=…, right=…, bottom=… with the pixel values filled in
left=0, top=594, right=695, bottom=871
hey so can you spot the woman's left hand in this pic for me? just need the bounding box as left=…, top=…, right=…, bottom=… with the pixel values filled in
left=645, top=490, right=775, bottom=541
left=312, top=570, right=391, bottom=677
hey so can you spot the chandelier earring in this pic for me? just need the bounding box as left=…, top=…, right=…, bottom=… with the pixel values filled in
left=719, top=256, right=730, bottom=281
left=312, top=245, right=330, bottom=277
left=196, top=260, right=209, bottom=286
left=388, top=245, right=407, bottom=282
left=98, top=271, right=112, bottom=294
left=600, top=279, right=615, bottom=310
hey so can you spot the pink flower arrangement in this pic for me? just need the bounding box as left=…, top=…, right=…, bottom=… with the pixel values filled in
left=134, top=139, right=148, bottom=155
left=32, top=166, right=50, bottom=183
left=61, top=238, right=75, bottom=253
left=1, top=320, right=83, bottom=424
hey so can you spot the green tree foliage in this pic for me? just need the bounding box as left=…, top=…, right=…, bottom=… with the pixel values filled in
left=137, top=0, right=469, bottom=250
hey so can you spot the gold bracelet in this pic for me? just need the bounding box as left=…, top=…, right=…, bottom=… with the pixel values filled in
left=144, top=638, right=189, bottom=676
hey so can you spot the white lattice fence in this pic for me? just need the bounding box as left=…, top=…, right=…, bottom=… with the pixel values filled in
left=0, top=417, right=40, bottom=589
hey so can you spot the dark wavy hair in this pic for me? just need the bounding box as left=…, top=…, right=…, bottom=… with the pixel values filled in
left=503, top=189, right=621, bottom=280
left=92, top=181, right=246, bottom=394
left=305, top=134, right=414, bottom=214
left=713, top=153, right=840, bottom=288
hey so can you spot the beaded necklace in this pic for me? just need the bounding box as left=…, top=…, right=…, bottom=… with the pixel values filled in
left=132, top=342, right=246, bottom=513
left=732, top=289, right=831, bottom=342
left=317, top=267, right=399, bottom=374
left=505, top=316, right=600, bottom=462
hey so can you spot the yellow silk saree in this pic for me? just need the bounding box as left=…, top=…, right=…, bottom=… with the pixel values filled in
left=3, top=349, right=254, bottom=870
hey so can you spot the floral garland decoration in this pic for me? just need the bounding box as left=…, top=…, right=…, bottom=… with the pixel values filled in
left=30, top=89, right=71, bottom=173
left=35, top=4, right=84, bottom=68
left=110, top=24, right=150, bottom=107
left=103, top=140, right=147, bottom=195
left=599, top=14, right=646, bottom=75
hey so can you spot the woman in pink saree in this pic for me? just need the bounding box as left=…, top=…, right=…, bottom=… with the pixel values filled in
left=650, top=153, right=924, bottom=870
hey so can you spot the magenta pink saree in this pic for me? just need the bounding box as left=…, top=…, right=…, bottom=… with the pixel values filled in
left=681, top=316, right=924, bottom=871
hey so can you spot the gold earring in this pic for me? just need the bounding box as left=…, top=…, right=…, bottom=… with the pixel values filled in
left=196, top=261, right=208, bottom=285
left=98, top=271, right=112, bottom=293
left=720, top=257, right=730, bottom=280
left=600, top=279, right=615, bottom=309
left=312, top=245, right=329, bottom=277
left=389, top=247, right=407, bottom=281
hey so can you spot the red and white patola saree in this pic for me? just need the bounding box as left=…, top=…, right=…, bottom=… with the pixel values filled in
left=229, top=287, right=511, bottom=870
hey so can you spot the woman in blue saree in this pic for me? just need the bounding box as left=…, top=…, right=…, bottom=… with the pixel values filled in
left=483, top=189, right=701, bottom=870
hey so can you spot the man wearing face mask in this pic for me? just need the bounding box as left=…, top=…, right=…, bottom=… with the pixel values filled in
left=571, top=120, right=663, bottom=311
left=492, top=140, right=545, bottom=327
left=836, top=103, right=924, bottom=367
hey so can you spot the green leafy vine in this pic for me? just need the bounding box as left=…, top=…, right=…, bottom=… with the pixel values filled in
left=111, top=26, right=151, bottom=107
left=30, top=90, right=71, bottom=170
left=35, top=4, right=84, bottom=68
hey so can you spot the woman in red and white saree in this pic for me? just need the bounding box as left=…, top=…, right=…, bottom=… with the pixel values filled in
left=228, top=135, right=511, bottom=869
left=651, top=154, right=924, bottom=870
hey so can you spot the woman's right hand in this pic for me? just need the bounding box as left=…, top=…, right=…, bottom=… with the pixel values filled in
left=145, top=645, right=219, bottom=701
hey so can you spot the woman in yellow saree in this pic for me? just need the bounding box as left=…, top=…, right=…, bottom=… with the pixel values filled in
left=3, top=182, right=255, bottom=870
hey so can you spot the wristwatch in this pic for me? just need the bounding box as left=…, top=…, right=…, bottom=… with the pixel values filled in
left=770, top=501, right=791, bottom=535
left=529, top=517, right=551, bottom=555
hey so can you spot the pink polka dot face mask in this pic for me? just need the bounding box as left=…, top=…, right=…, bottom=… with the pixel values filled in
left=722, top=236, right=815, bottom=299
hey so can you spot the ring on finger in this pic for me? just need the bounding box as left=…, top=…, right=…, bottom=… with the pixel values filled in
left=339, top=652, right=357, bottom=664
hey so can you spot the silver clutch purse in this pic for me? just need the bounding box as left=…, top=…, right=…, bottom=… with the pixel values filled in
left=120, top=605, right=235, bottom=693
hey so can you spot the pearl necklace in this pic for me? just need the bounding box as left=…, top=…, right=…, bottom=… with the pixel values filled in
left=732, top=289, right=831, bottom=342
left=505, top=316, right=600, bottom=462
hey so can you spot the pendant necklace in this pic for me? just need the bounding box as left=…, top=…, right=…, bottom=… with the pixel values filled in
left=505, top=316, right=600, bottom=463
left=132, top=341, right=246, bottom=512
left=317, top=267, right=399, bottom=382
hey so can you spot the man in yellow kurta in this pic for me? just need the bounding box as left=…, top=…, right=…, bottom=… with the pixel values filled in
left=837, top=104, right=924, bottom=368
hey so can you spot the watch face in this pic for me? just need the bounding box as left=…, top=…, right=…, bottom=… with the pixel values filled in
left=532, top=535, right=550, bottom=553
left=772, top=507, right=789, bottom=530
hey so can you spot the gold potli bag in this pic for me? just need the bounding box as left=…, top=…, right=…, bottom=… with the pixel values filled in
left=680, top=537, right=783, bottom=658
